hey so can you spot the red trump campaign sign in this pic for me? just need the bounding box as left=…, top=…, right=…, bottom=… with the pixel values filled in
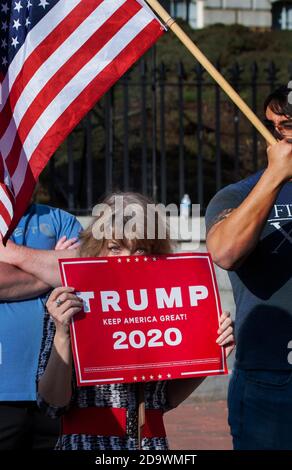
left=59, top=253, right=228, bottom=386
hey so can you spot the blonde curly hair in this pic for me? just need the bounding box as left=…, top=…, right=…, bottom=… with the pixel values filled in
left=79, top=192, right=174, bottom=257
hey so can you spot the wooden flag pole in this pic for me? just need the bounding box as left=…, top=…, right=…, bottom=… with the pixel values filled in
left=146, top=0, right=277, bottom=146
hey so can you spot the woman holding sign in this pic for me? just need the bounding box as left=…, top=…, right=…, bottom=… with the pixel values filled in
left=0, top=192, right=234, bottom=450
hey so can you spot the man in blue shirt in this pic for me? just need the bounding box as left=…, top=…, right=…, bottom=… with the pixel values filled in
left=206, top=85, right=292, bottom=450
left=0, top=202, right=82, bottom=449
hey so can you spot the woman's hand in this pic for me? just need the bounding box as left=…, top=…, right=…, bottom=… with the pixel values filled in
left=46, top=286, right=83, bottom=338
left=216, top=311, right=235, bottom=358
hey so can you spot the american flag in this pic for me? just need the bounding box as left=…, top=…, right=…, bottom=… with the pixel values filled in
left=0, top=0, right=164, bottom=239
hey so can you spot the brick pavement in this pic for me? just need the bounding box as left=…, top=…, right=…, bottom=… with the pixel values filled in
left=164, top=399, right=232, bottom=450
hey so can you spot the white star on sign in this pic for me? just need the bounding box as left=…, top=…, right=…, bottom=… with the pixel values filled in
left=150, top=375, right=154, bottom=380
left=152, top=257, right=157, bottom=261
left=167, top=374, right=172, bottom=378
left=1, top=3, right=9, bottom=14
left=2, top=57, right=8, bottom=66
left=1, top=38, right=7, bottom=48
left=135, top=257, right=139, bottom=262
left=27, top=0, right=32, bottom=7
left=14, top=1, right=23, bottom=13
left=141, top=376, right=146, bottom=381
left=13, top=18, right=21, bottom=31
left=133, top=376, right=138, bottom=381
left=158, top=374, right=162, bottom=379
left=126, top=258, right=130, bottom=262
left=39, top=0, right=49, bottom=8
left=25, top=17, right=31, bottom=27
left=143, top=257, right=148, bottom=261
left=11, top=36, right=19, bottom=48
left=117, top=258, right=122, bottom=263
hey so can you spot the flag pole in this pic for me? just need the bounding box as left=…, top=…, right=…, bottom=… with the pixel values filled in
left=146, top=0, right=277, bottom=146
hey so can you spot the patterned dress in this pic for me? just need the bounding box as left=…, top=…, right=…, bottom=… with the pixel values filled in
left=36, top=312, right=170, bottom=450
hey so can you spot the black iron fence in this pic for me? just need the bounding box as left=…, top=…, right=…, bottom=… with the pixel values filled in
left=42, top=48, right=292, bottom=215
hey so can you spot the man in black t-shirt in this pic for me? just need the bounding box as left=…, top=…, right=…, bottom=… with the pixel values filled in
left=206, top=85, right=292, bottom=450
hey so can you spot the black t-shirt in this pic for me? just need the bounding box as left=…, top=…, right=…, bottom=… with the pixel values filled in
left=206, top=170, right=292, bottom=370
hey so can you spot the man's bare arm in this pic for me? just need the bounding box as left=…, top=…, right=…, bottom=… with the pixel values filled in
left=0, top=262, right=50, bottom=300
left=207, top=140, right=292, bottom=270
left=207, top=173, right=281, bottom=270
left=0, top=242, right=79, bottom=287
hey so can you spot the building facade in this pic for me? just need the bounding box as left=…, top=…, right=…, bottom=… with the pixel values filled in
left=161, top=1, right=292, bottom=30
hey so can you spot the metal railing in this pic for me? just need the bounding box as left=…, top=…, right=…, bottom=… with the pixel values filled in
left=44, top=48, right=292, bottom=214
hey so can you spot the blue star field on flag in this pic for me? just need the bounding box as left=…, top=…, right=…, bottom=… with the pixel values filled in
left=0, top=0, right=59, bottom=73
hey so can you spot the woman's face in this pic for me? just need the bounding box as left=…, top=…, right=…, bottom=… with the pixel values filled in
left=100, top=239, right=148, bottom=257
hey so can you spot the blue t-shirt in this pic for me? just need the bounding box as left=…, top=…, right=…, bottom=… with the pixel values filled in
left=206, top=171, right=292, bottom=370
left=0, top=204, right=82, bottom=401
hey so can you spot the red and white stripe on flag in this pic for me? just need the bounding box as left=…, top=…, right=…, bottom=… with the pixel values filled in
left=0, top=0, right=164, bottom=240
